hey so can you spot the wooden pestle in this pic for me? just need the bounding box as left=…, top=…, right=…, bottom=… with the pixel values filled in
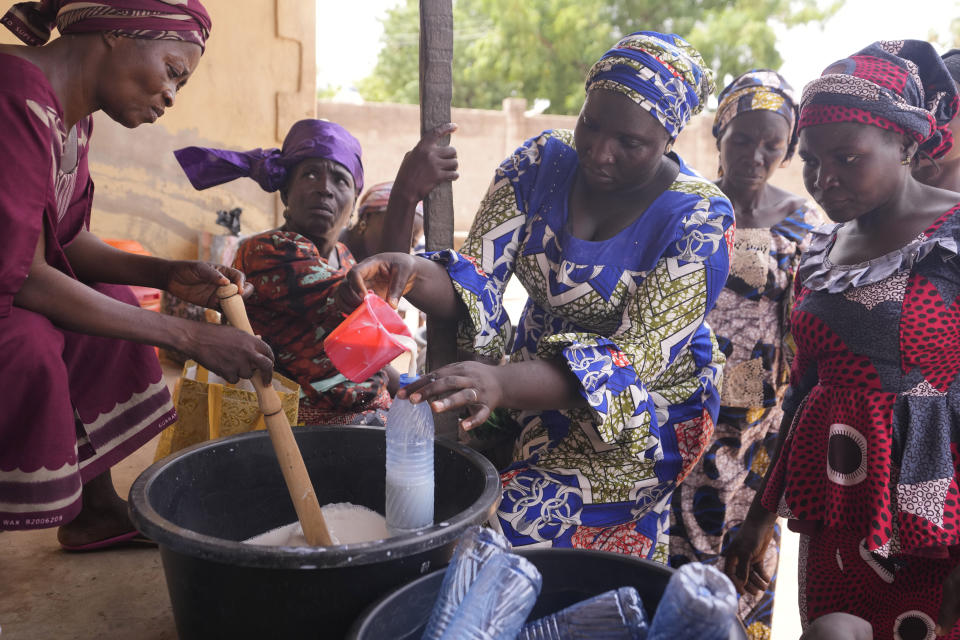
left=216, top=284, right=333, bottom=546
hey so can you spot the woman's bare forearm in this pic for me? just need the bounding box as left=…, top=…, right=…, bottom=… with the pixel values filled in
left=403, top=257, right=464, bottom=319
left=15, top=262, right=192, bottom=351
left=17, top=235, right=189, bottom=350
left=378, top=190, right=419, bottom=254
left=746, top=407, right=796, bottom=522
left=497, top=358, right=586, bottom=411
left=63, top=229, right=171, bottom=289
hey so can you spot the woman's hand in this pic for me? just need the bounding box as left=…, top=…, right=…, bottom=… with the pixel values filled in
left=800, top=613, right=873, bottom=640
left=336, top=252, right=419, bottom=312
left=393, top=123, right=459, bottom=204
left=398, top=361, right=505, bottom=430
left=183, top=321, right=275, bottom=384
left=722, top=507, right=778, bottom=596
left=937, top=565, right=960, bottom=635
left=165, top=261, right=253, bottom=309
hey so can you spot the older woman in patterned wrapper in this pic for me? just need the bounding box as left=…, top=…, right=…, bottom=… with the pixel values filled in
left=175, top=121, right=458, bottom=425
left=668, top=69, right=823, bottom=638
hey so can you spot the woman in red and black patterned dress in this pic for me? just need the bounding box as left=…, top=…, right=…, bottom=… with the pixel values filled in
left=723, top=40, right=960, bottom=640
left=176, top=121, right=457, bottom=425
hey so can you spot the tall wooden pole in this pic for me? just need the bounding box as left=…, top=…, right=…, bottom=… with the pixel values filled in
left=419, top=0, right=458, bottom=442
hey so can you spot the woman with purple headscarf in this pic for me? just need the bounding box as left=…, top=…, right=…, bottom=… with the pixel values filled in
left=0, top=0, right=275, bottom=551
left=175, top=120, right=458, bottom=425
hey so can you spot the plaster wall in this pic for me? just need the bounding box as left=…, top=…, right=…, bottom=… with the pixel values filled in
left=1, top=0, right=317, bottom=260
left=320, top=98, right=811, bottom=241
left=3, top=0, right=811, bottom=263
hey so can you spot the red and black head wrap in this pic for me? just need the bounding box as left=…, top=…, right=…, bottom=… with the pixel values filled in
left=799, top=40, right=959, bottom=159
left=2, top=0, right=211, bottom=52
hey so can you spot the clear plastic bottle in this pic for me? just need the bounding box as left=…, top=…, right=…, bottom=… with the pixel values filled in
left=438, top=552, right=542, bottom=640
left=516, top=586, right=649, bottom=640
left=421, top=526, right=511, bottom=640
left=385, top=397, right=435, bottom=535
left=647, top=563, right=738, bottom=640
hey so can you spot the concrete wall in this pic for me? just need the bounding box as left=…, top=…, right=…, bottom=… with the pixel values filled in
left=2, top=0, right=317, bottom=261
left=320, top=98, right=810, bottom=241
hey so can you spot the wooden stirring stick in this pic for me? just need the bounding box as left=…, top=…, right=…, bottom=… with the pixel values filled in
left=217, top=284, right=333, bottom=546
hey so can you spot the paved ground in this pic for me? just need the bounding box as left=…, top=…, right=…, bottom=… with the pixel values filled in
left=0, top=364, right=182, bottom=640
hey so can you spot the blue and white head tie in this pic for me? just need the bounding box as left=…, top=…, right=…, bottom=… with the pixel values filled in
left=585, top=31, right=714, bottom=139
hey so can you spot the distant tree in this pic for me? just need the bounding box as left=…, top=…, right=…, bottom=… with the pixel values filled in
left=932, top=15, right=960, bottom=50
left=925, top=11, right=960, bottom=57
left=357, top=0, right=838, bottom=114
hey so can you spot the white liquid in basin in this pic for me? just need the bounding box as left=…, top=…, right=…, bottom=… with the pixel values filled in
left=243, top=502, right=389, bottom=547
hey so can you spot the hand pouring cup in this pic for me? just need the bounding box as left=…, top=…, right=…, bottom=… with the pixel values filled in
left=325, top=291, right=413, bottom=382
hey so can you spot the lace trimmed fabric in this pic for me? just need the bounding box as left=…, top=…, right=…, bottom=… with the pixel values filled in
left=796, top=223, right=960, bottom=294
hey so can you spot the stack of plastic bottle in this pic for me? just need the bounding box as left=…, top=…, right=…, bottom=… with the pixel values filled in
left=421, top=527, right=541, bottom=640
left=516, top=587, right=648, bottom=640
left=646, top=562, right=738, bottom=640
left=420, top=526, right=740, bottom=640
left=384, top=396, right=435, bottom=536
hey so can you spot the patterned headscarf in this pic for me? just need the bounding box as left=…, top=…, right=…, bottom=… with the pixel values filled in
left=943, top=49, right=960, bottom=86
left=584, top=31, right=714, bottom=139
left=355, top=181, right=423, bottom=220
left=356, top=182, right=393, bottom=219
left=175, top=119, right=364, bottom=195
left=1, top=0, right=211, bottom=51
left=799, top=40, right=960, bottom=159
left=713, top=69, right=800, bottom=159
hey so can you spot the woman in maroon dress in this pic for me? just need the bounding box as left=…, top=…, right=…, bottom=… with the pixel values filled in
left=0, top=1, right=273, bottom=550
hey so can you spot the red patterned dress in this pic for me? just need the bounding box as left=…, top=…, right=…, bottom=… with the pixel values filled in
left=761, top=204, right=960, bottom=639
left=233, top=230, right=390, bottom=425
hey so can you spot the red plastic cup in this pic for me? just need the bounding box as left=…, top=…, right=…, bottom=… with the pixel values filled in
left=324, top=292, right=414, bottom=382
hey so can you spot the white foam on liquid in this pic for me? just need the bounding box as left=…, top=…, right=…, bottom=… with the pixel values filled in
left=243, top=502, right=389, bottom=547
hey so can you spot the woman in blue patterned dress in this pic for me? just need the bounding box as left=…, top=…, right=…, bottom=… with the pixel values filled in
left=338, top=31, right=733, bottom=560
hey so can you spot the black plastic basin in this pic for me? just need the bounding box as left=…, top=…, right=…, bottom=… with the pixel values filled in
left=129, top=425, right=500, bottom=639
left=347, top=547, right=750, bottom=639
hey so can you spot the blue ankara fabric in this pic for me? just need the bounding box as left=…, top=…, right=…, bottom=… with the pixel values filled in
left=428, top=129, right=733, bottom=559
left=585, top=31, right=714, bottom=140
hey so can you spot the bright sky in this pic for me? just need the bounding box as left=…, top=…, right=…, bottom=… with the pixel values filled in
left=316, top=0, right=959, bottom=99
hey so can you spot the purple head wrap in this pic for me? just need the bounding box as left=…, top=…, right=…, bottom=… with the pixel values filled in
left=174, top=119, right=364, bottom=194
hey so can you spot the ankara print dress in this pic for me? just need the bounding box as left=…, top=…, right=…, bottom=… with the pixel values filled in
left=430, top=130, right=733, bottom=560
left=669, top=203, right=822, bottom=639
left=0, top=54, right=174, bottom=530
left=233, top=231, right=391, bottom=426
left=760, top=204, right=960, bottom=640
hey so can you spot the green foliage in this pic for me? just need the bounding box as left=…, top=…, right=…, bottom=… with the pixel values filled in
left=928, top=12, right=960, bottom=50
left=358, top=0, right=837, bottom=114
left=317, top=85, right=340, bottom=100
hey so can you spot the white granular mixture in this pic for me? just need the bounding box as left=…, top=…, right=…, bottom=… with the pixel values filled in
left=244, top=502, right=389, bottom=547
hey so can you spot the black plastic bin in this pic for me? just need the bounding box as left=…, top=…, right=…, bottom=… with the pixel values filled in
left=347, top=547, right=750, bottom=639
left=129, top=425, right=500, bottom=640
